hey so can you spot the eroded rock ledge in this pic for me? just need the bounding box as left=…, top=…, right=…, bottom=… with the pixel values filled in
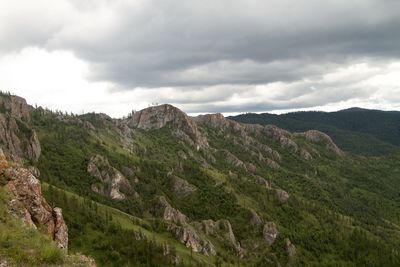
left=0, top=150, right=68, bottom=250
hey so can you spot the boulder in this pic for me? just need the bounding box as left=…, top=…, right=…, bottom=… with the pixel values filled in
left=276, top=189, right=290, bottom=203
left=263, top=222, right=278, bottom=245
left=285, top=238, right=296, bottom=265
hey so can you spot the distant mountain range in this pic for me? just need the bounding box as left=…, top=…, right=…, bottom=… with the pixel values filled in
left=231, top=108, right=400, bottom=155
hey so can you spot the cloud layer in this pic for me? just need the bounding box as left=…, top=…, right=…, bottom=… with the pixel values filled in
left=1, top=0, right=400, bottom=116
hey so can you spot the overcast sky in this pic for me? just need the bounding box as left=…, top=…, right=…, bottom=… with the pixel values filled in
left=1, top=0, right=400, bottom=117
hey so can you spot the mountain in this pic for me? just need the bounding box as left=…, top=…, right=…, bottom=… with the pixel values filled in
left=230, top=108, right=400, bottom=155
left=1, top=93, right=400, bottom=266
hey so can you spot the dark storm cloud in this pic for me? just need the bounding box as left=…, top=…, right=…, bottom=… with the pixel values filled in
left=45, top=0, right=400, bottom=88
left=1, top=0, right=400, bottom=115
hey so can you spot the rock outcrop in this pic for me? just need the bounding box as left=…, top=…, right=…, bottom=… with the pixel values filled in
left=172, top=176, right=196, bottom=198
left=285, top=238, right=296, bottom=265
left=153, top=196, right=216, bottom=255
left=154, top=196, right=187, bottom=225
left=263, top=222, right=278, bottom=245
left=195, top=219, right=244, bottom=256
left=294, top=130, right=343, bottom=156
left=1, top=151, right=68, bottom=250
left=126, top=104, right=208, bottom=150
left=167, top=223, right=216, bottom=255
left=0, top=95, right=41, bottom=162
left=0, top=95, right=32, bottom=122
left=275, top=188, right=290, bottom=203
left=87, top=155, right=134, bottom=200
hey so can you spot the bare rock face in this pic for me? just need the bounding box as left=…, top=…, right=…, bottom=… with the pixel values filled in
left=285, top=238, right=296, bottom=265
left=1, top=152, right=68, bottom=250
left=0, top=95, right=41, bottom=163
left=126, top=104, right=208, bottom=150
left=0, top=114, right=41, bottom=163
left=172, top=176, right=196, bottom=198
left=254, top=176, right=272, bottom=189
left=167, top=224, right=216, bottom=256
left=195, top=114, right=281, bottom=164
left=263, top=222, right=279, bottom=245
left=87, top=155, right=133, bottom=200
left=250, top=209, right=262, bottom=227
left=195, top=219, right=244, bottom=256
left=263, top=125, right=299, bottom=153
left=223, top=150, right=247, bottom=170
left=154, top=196, right=187, bottom=224
left=295, top=130, right=343, bottom=156
left=153, top=196, right=216, bottom=255
left=275, top=189, right=290, bottom=203
left=0, top=95, right=32, bottom=122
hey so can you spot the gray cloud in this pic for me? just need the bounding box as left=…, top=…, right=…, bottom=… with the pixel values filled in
left=1, top=0, right=400, bottom=115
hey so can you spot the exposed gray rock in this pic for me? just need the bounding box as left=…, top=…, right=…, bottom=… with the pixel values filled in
left=294, top=130, right=343, bottom=156
left=263, top=222, right=279, bottom=245
left=265, top=158, right=280, bottom=170
left=154, top=196, right=187, bottom=225
left=254, top=176, right=272, bottom=189
left=300, top=148, right=313, bottom=161
left=250, top=209, right=262, bottom=227
left=0, top=114, right=41, bottom=162
left=126, top=104, right=208, bottom=150
left=0, top=95, right=32, bottom=122
left=167, top=223, right=216, bottom=256
left=173, top=176, right=197, bottom=198
left=276, top=189, right=290, bottom=203
left=195, top=219, right=244, bottom=256
left=285, top=238, right=296, bottom=265
left=87, top=155, right=134, bottom=200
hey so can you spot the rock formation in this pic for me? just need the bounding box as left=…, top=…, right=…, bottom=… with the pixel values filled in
left=153, top=196, right=216, bottom=255
left=126, top=104, right=208, bottom=150
left=285, top=238, right=296, bottom=265
left=1, top=150, right=68, bottom=250
left=172, top=176, right=196, bottom=198
left=0, top=95, right=41, bottom=162
left=275, top=188, right=290, bottom=203
left=195, top=219, right=244, bottom=256
left=263, top=222, right=279, bottom=245
left=87, top=155, right=134, bottom=200
left=294, top=130, right=343, bottom=156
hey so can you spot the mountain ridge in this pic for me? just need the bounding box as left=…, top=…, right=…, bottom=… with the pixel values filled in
left=1, top=93, right=400, bottom=266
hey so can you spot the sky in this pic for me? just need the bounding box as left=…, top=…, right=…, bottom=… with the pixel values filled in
left=1, top=0, right=400, bottom=117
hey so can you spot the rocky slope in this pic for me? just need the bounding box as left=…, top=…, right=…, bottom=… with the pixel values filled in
left=2, top=94, right=398, bottom=266
left=0, top=149, right=68, bottom=250
left=87, top=154, right=136, bottom=200
left=0, top=95, right=41, bottom=162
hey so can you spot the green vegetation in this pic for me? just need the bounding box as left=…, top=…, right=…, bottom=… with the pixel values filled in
left=231, top=108, right=400, bottom=155
left=1, top=100, right=398, bottom=266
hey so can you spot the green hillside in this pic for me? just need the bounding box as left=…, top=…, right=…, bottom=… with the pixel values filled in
left=2, top=95, right=400, bottom=266
left=231, top=108, right=400, bottom=155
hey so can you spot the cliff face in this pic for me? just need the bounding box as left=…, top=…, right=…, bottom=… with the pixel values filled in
left=87, top=154, right=135, bottom=200
left=0, top=95, right=41, bottom=163
left=126, top=104, right=209, bottom=150
left=0, top=150, right=68, bottom=250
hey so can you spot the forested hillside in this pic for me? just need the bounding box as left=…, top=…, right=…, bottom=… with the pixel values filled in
left=1, top=93, right=400, bottom=266
left=231, top=108, right=400, bottom=156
